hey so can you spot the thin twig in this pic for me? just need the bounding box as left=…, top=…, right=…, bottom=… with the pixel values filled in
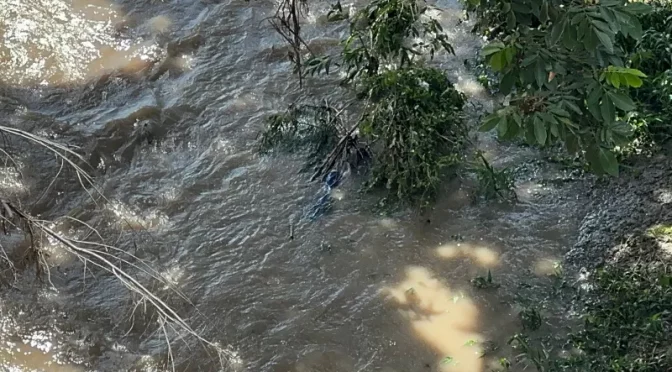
left=32, top=157, right=65, bottom=208
left=268, top=0, right=311, bottom=86
left=3, top=203, right=230, bottom=370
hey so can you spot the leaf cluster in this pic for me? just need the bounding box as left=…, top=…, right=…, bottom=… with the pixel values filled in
left=257, top=103, right=342, bottom=172
left=470, top=154, right=516, bottom=200
left=560, top=266, right=672, bottom=371
left=305, top=0, right=455, bottom=81
left=508, top=264, right=672, bottom=372
left=267, top=0, right=469, bottom=204
left=470, top=0, right=654, bottom=175
left=627, top=1, right=672, bottom=145
left=359, top=67, right=467, bottom=203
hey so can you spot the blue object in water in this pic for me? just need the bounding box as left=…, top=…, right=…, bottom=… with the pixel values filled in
left=306, top=194, right=331, bottom=219
left=324, top=170, right=341, bottom=189
left=306, top=170, right=342, bottom=220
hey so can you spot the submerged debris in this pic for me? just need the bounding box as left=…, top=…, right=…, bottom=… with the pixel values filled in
left=306, top=170, right=343, bottom=220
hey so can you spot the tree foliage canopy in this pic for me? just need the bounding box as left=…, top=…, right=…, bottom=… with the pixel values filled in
left=469, top=0, right=660, bottom=175
left=262, top=0, right=468, bottom=204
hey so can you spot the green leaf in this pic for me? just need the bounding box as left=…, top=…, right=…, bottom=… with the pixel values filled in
left=558, top=116, right=577, bottom=129
left=512, top=112, right=522, bottom=127
left=563, top=101, right=583, bottom=115
left=489, top=51, right=506, bottom=71
left=607, top=91, right=636, bottom=111
left=511, top=2, right=531, bottom=14
left=500, top=72, right=516, bottom=95
left=562, top=24, right=577, bottom=48
left=608, top=73, right=620, bottom=88
left=587, top=86, right=603, bottom=120
left=624, top=74, right=642, bottom=88
left=539, top=1, right=549, bottom=23
left=587, top=104, right=602, bottom=121
left=506, top=11, right=516, bottom=30
left=521, top=55, right=537, bottom=67
left=584, top=26, right=599, bottom=50
left=608, top=55, right=624, bottom=67
left=600, top=0, right=623, bottom=6
left=660, top=275, right=671, bottom=287
left=577, top=19, right=589, bottom=41
left=503, top=116, right=520, bottom=139
left=595, top=50, right=606, bottom=67
left=548, top=18, right=566, bottom=46
left=587, top=83, right=603, bottom=105
left=591, top=20, right=612, bottom=34
left=586, top=145, right=603, bottom=174
left=623, top=68, right=647, bottom=78
left=626, top=15, right=643, bottom=40
left=535, top=61, right=546, bottom=88
left=497, top=116, right=509, bottom=137
left=594, top=30, right=614, bottom=53
left=611, top=121, right=633, bottom=137
left=550, top=107, right=570, bottom=118
left=550, top=122, right=559, bottom=138
left=441, top=356, right=454, bottom=365
left=600, top=96, right=615, bottom=124
left=623, top=2, right=652, bottom=15
left=504, top=47, right=516, bottom=65
left=618, top=74, right=628, bottom=88
left=534, top=115, right=547, bottom=146
left=483, top=42, right=505, bottom=56
left=479, top=114, right=500, bottom=132
left=570, top=13, right=583, bottom=25
left=525, top=120, right=536, bottom=144
left=598, top=148, right=619, bottom=176
left=541, top=111, right=557, bottom=125
left=565, top=132, right=579, bottom=154
left=599, top=7, right=617, bottom=26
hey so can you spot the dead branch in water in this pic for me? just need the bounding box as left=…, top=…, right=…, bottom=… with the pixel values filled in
left=267, top=0, right=312, bottom=86
left=310, top=104, right=369, bottom=182
left=0, top=125, right=101, bottom=200
left=1, top=200, right=232, bottom=369
left=0, top=126, right=231, bottom=370
left=310, top=120, right=361, bottom=182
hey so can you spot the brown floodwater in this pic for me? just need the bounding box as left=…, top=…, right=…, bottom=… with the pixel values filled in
left=0, top=0, right=586, bottom=371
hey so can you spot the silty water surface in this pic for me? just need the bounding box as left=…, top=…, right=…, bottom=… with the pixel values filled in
left=0, top=0, right=586, bottom=371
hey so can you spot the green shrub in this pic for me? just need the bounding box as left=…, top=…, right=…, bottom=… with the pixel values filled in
left=306, top=0, right=454, bottom=81
left=264, top=0, right=470, bottom=205
left=507, top=264, right=672, bottom=372
left=359, top=67, right=466, bottom=203
left=562, top=266, right=672, bottom=371
left=258, top=104, right=344, bottom=173
left=468, top=0, right=653, bottom=175
left=628, top=1, right=672, bottom=145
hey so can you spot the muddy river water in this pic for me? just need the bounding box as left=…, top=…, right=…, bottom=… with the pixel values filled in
left=0, top=0, right=588, bottom=371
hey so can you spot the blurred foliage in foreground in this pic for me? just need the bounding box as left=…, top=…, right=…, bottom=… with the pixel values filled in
left=469, top=0, right=672, bottom=175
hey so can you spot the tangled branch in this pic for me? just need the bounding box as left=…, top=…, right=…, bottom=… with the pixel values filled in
left=268, top=0, right=312, bottom=86
left=0, top=126, right=231, bottom=369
